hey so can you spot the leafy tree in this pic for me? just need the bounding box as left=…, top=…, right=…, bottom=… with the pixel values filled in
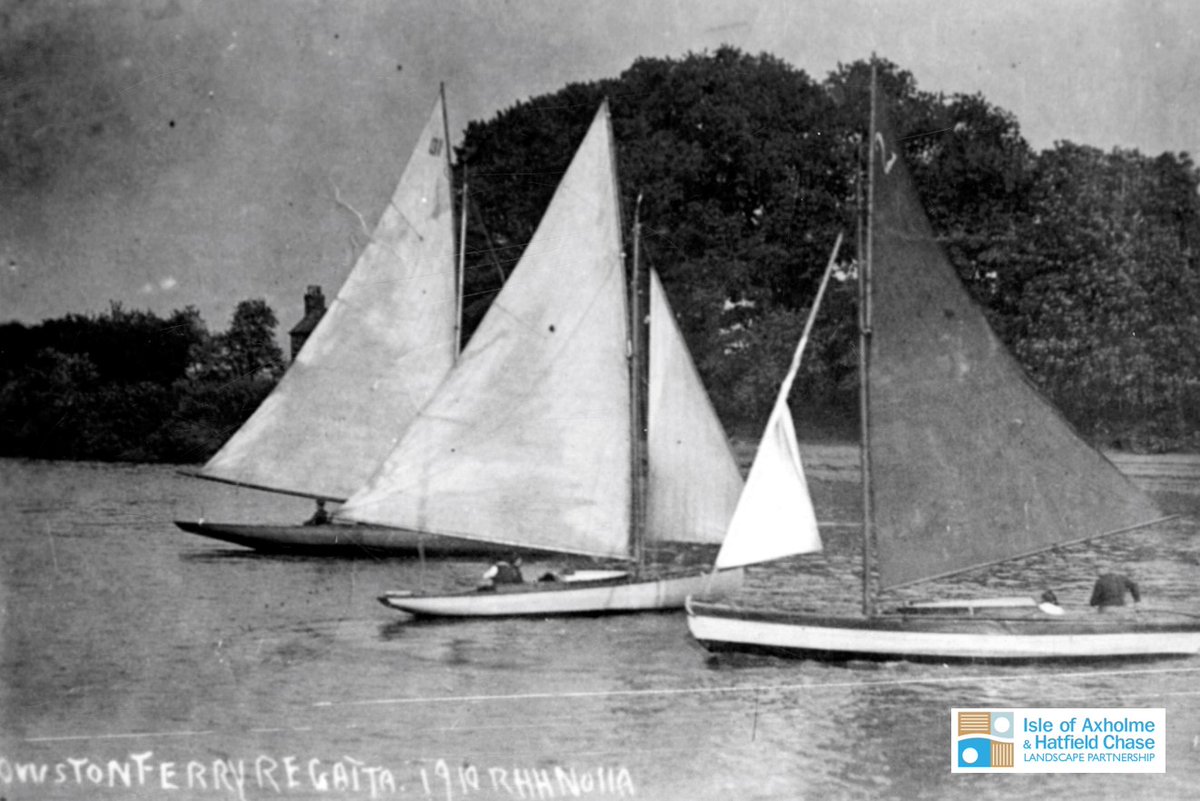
left=190, top=299, right=284, bottom=382
left=1010, top=144, right=1200, bottom=448
left=0, top=298, right=284, bottom=461
left=157, top=372, right=276, bottom=463
left=0, top=303, right=211, bottom=459
left=224, top=299, right=284, bottom=380
left=0, top=348, right=100, bottom=458
left=455, top=50, right=1033, bottom=436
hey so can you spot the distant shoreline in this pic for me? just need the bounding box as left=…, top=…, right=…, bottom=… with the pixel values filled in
left=7, top=438, right=1200, bottom=474
left=729, top=438, right=1200, bottom=498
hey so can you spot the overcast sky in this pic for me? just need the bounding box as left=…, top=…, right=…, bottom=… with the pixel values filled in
left=2, top=0, right=1197, bottom=330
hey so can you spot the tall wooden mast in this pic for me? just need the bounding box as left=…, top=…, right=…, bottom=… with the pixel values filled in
left=859, top=63, right=878, bottom=617
left=440, top=82, right=466, bottom=361
left=629, top=192, right=648, bottom=569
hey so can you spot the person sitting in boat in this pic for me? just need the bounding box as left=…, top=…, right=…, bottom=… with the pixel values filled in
left=480, top=556, right=524, bottom=589
left=304, top=499, right=331, bottom=526
left=1089, top=572, right=1140, bottom=611
left=1035, top=589, right=1064, bottom=615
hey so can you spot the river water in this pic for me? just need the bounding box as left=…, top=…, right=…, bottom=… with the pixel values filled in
left=3, top=451, right=1200, bottom=801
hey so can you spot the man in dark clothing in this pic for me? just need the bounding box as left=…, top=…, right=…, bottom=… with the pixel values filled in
left=1089, top=573, right=1140, bottom=610
left=481, top=556, right=523, bottom=589
left=304, top=499, right=331, bottom=526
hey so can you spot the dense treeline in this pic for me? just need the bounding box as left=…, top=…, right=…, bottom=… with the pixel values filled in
left=0, top=300, right=283, bottom=461
left=457, top=50, right=1200, bottom=450
left=4, top=49, right=1199, bottom=462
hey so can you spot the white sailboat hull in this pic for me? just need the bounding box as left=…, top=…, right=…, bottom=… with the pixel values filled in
left=686, top=600, right=1200, bottom=661
left=380, top=568, right=744, bottom=617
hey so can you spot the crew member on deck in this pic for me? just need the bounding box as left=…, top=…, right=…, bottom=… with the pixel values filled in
left=1036, top=590, right=1064, bottom=615
left=481, top=556, right=524, bottom=588
left=305, top=499, right=331, bottom=526
left=1089, top=572, right=1140, bottom=611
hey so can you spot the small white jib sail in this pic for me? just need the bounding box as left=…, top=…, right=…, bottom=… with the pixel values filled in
left=647, top=270, right=743, bottom=545
left=339, top=101, right=742, bottom=560
left=196, top=92, right=458, bottom=502
left=713, top=236, right=842, bottom=570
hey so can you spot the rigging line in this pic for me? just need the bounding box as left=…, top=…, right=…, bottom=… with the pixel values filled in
left=467, top=193, right=508, bottom=284
left=330, top=273, right=464, bottom=294
left=387, top=198, right=425, bottom=242
left=461, top=228, right=600, bottom=264
left=467, top=169, right=568, bottom=177
left=899, top=125, right=959, bottom=142
left=460, top=286, right=503, bottom=302
left=312, top=664, right=1200, bottom=708
left=461, top=224, right=635, bottom=259
left=463, top=241, right=530, bottom=254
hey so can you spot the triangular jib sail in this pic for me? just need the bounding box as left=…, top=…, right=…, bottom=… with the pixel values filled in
left=712, top=238, right=840, bottom=570
left=646, top=270, right=744, bottom=545
left=714, top=394, right=820, bottom=569
left=198, top=93, right=458, bottom=501
left=866, top=87, right=1163, bottom=590
left=338, top=103, right=633, bottom=559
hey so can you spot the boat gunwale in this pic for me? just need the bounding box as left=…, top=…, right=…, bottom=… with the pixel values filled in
left=382, top=566, right=744, bottom=600
left=686, top=599, right=1200, bottom=634
left=686, top=638, right=1193, bottom=665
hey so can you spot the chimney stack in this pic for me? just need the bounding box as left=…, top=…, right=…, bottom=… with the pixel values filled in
left=288, top=285, right=327, bottom=361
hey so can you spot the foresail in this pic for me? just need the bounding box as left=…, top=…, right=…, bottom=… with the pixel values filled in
left=715, top=394, right=820, bottom=569
left=198, top=94, right=457, bottom=501
left=337, top=103, right=633, bottom=559
left=711, top=242, right=835, bottom=570
left=647, top=271, right=743, bottom=544
left=868, top=91, right=1163, bottom=589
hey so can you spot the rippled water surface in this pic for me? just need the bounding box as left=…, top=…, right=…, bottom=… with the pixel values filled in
left=3, top=452, right=1200, bottom=800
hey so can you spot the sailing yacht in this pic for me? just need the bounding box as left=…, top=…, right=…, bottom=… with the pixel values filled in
left=343, top=101, right=747, bottom=616
left=686, top=76, right=1200, bottom=661
left=175, top=90, right=515, bottom=556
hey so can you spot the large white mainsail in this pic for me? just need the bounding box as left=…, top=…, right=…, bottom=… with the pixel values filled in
left=338, top=102, right=632, bottom=559
left=197, top=93, right=458, bottom=501
left=646, top=271, right=743, bottom=544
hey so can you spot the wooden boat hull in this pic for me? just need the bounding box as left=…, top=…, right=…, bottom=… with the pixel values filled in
left=380, top=568, right=744, bottom=617
left=685, top=599, right=1200, bottom=662
left=173, top=520, right=551, bottom=557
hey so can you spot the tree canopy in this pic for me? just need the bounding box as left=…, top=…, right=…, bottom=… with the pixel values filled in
left=455, top=49, right=1200, bottom=450
left=4, top=48, right=1199, bottom=461
left=0, top=300, right=284, bottom=462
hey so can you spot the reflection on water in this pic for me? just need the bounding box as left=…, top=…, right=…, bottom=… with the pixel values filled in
left=1, top=455, right=1200, bottom=799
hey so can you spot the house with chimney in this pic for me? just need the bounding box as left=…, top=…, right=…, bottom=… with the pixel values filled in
left=288, top=285, right=326, bottom=361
